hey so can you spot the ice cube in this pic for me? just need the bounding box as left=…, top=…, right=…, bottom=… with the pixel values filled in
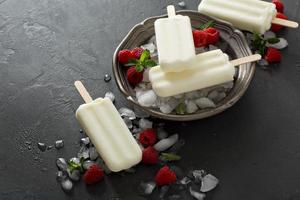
left=89, top=147, right=99, bottom=160
left=57, top=171, right=68, bottom=182
left=83, top=160, right=95, bottom=170
left=138, top=181, right=156, bottom=196
left=178, top=1, right=186, bottom=8
left=200, top=174, right=219, bottom=192
left=143, top=68, right=151, bottom=82
left=61, top=179, right=73, bottom=192
left=123, top=116, right=133, bottom=129
left=77, top=146, right=90, bottom=159
left=105, top=92, right=115, bottom=102
left=137, top=90, right=157, bottom=107
left=118, top=107, right=136, bottom=120
left=141, top=43, right=156, bottom=53
left=159, top=98, right=179, bottom=114
left=56, top=158, right=68, bottom=171
left=67, top=169, right=81, bottom=181
left=195, top=98, right=216, bottom=109
left=192, top=170, right=206, bottom=183
left=185, top=100, right=198, bottom=114
left=80, top=137, right=90, bottom=146
left=139, top=118, right=153, bottom=130
left=264, top=31, right=276, bottom=39
left=154, top=134, right=179, bottom=152
left=207, top=91, right=219, bottom=100
left=189, top=187, right=205, bottom=200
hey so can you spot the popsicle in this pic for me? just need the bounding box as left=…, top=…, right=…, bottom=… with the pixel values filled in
left=75, top=81, right=142, bottom=172
left=155, top=5, right=196, bottom=72
left=198, top=0, right=298, bottom=34
left=149, top=50, right=261, bottom=97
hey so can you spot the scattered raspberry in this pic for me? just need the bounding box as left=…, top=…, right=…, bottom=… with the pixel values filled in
left=83, top=164, right=104, bottom=185
left=272, top=0, right=284, bottom=13
left=271, top=12, right=287, bottom=32
left=118, top=49, right=135, bottom=64
left=155, top=166, right=177, bottom=186
left=142, top=146, right=159, bottom=165
left=192, top=30, right=208, bottom=47
left=264, top=47, right=282, bottom=63
left=131, top=47, right=144, bottom=59
left=126, top=66, right=143, bottom=87
left=139, top=128, right=157, bottom=147
left=204, top=27, right=220, bottom=45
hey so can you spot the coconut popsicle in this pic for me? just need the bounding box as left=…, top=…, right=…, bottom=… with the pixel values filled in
left=149, top=50, right=260, bottom=97
left=74, top=81, right=142, bottom=172
left=198, top=0, right=298, bottom=34
left=155, top=5, right=196, bottom=72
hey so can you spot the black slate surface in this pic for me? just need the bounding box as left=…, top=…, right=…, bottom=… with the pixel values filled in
left=1, top=0, right=300, bottom=199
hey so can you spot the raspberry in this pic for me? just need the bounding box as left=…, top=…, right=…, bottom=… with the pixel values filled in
left=192, top=30, right=208, bottom=47
left=126, top=66, right=143, bottom=87
left=271, top=12, right=287, bottom=32
left=264, top=47, right=282, bottom=63
left=272, top=0, right=284, bottom=13
left=118, top=49, right=135, bottom=64
left=131, top=47, right=144, bottom=59
left=155, top=166, right=177, bottom=186
left=142, top=146, right=159, bottom=165
left=83, top=164, right=104, bottom=185
left=139, top=128, right=157, bottom=147
left=204, top=27, right=220, bottom=45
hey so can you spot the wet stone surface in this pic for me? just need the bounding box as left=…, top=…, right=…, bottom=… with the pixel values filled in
left=1, top=0, right=300, bottom=200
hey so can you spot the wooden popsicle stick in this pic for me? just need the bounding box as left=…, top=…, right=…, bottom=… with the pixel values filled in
left=167, top=5, right=176, bottom=17
left=230, top=54, right=262, bottom=67
left=74, top=81, right=93, bottom=103
left=272, top=18, right=299, bottom=28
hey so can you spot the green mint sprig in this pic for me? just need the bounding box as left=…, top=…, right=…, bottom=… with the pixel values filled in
left=194, top=20, right=214, bottom=30
left=124, top=49, right=157, bottom=72
left=68, top=157, right=84, bottom=173
left=175, top=103, right=186, bottom=115
left=251, top=32, right=280, bottom=55
left=161, top=153, right=181, bottom=161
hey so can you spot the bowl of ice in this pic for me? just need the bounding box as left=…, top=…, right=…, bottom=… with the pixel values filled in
left=112, top=10, right=255, bottom=121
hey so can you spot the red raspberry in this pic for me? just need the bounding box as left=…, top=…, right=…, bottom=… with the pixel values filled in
left=272, top=0, right=284, bottom=13
left=131, top=47, right=144, bottom=59
left=118, top=49, right=135, bottom=64
left=139, top=128, right=157, bottom=147
left=83, top=164, right=104, bottom=185
left=204, top=27, right=220, bottom=45
left=155, top=166, right=177, bottom=186
left=192, top=30, right=208, bottom=47
left=142, top=146, right=159, bottom=165
left=264, top=47, right=282, bottom=63
left=126, top=66, right=143, bottom=87
left=271, top=12, right=287, bottom=32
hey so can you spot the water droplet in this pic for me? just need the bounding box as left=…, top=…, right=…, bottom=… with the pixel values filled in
left=138, top=181, right=156, bottom=196
left=61, top=179, right=73, bottom=192
left=47, top=145, right=53, bottom=150
left=178, top=1, right=186, bottom=8
left=37, top=142, right=47, bottom=152
left=104, top=74, right=111, bottom=82
left=80, top=137, right=90, bottom=146
left=55, top=140, right=64, bottom=149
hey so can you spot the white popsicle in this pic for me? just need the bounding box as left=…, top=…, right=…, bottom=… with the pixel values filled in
left=155, top=5, right=196, bottom=72
left=198, top=0, right=298, bottom=34
left=75, top=81, right=142, bottom=172
left=149, top=50, right=260, bottom=98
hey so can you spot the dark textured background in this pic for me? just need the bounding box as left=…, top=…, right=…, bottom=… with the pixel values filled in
left=0, top=0, right=300, bottom=199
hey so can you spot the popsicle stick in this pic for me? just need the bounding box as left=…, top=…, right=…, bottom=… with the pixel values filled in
left=272, top=18, right=299, bottom=28
left=230, top=54, right=262, bottom=67
left=167, top=5, right=176, bottom=18
left=74, top=81, right=93, bottom=103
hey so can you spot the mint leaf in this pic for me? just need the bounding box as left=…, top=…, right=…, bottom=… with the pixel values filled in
left=161, top=153, right=181, bottom=161
left=124, top=59, right=139, bottom=66
left=198, top=20, right=214, bottom=30
left=139, top=49, right=150, bottom=63
left=267, top=38, right=280, bottom=44
left=175, top=103, right=185, bottom=115
left=144, top=59, right=157, bottom=67
left=135, top=63, right=144, bottom=72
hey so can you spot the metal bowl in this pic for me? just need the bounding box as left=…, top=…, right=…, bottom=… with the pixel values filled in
left=112, top=10, right=255, bottom=121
